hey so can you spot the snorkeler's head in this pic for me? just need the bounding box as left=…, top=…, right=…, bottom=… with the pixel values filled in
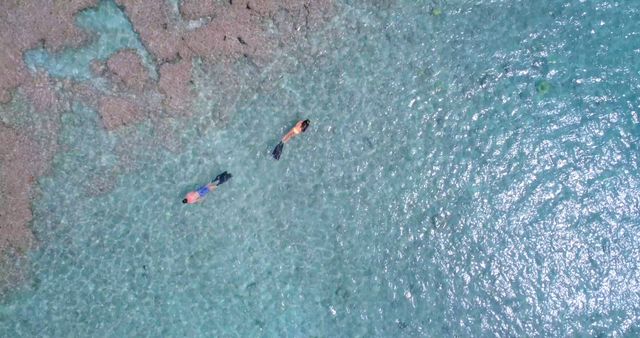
left=301, top=119, right=310, bottom=132
left=182, top=198, right=188, bottom=204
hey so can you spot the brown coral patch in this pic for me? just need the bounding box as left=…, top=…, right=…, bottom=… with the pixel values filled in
left=21, top=72, right=60, bottom=113
left=106, top=49, right=150, bottom=92
left=179, top=0, right=217, bottom=21
left=158, top=60, right=193, bottom=114
left=98, top=96, right=145, bottom=130
left=0, top=0, right=99, bottom=103
left=0, top=123, right=47, bottom=292
left=115, top=0, right=334, bottom=114
left=115, top=0, right=187, bottom=63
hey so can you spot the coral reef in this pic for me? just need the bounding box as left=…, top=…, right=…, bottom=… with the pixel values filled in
left=158, top=59, right=194, bottom=114
left=106, top=49, right=150, bottom=92
left=22, top=72, right=61, bottom=113
left=98, top=95, right=145, bottom=129
left=179, top=0, right=217, bottom=21
left=0, top=123, right=50, bottom=292
left=0, top=0, right=104, bottom=279
left=0, top=0, right=98, bottom=103
left=0, top=125, right=39, bottom=255
left=117, top=0, right=334, bottom=111
left=115, top=0, right=185, bottom=62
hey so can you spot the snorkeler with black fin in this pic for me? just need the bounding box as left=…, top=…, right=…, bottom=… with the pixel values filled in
left=212, top=171, right=232, bottom=185
left=272, top=119, right=310, bottom=160
left=183, top=171, right=233, bottom=204
left=272, top=142, right=284, bottom=160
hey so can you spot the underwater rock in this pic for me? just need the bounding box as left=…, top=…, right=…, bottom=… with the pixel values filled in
left=0, top=79, right=62, bottom=294
left=0, top=0, right=98, bottom=103
left=21, top=72, right=60, bottom=113
left=115, top=0, right=187, bottom=63
left=106, top=49, right=150, bottom=92
left=116, top=0, right=334, bottom=111
left=90, top=59, right=107, bottom=76
left=0, top=125, right=38, bottom=251
left=0, top=124, right=44, bottom=292
left=536, top=80, right=551, bottom=95
left=180, top=0, right=218, bottom=21
left=98, top=95, right=145, bottom=130
left=183, top=15, right=261, bottom=62
left=158, top=59, right=194, bottom=114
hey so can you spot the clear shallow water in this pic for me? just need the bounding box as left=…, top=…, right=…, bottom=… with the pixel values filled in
left=2, top=0, right=640, bottom=336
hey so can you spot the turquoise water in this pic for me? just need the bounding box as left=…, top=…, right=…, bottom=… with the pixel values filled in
left=2, top=0, right=640, bottom=336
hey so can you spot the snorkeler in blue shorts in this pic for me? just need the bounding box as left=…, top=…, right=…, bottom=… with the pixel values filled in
left=183, top=171, right=232, bottom=204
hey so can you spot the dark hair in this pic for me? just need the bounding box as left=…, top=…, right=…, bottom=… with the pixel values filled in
left=301, top=119, right=310, bottom=132
left=182, top=198, right=188, bottom=204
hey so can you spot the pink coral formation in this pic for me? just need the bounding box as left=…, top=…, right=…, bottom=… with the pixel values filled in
left=83, top=0, right=334, bottom=127
left=0, top=125, right=39, bottom=254
left=116, top=0, right=333, bottom=111
left=179, top=0, right=217, bottom=21
left=0, top=0, right=123, bottom=275
left=0, top=0, right=98, bottom=103
left=106, top=49, right=150, bottom=92
left=0, top=123, right=50, bottom=292
left=115, top=0, right=186, bottom=62
left=97, top=50, right=155, bottom=129
left=98, top=96, right=145, bottom=130
left=158, top=60, right=194, bottom=113
left=0, top=71, right=62, bottom=294
left=22, top=72, right=61, bottom=113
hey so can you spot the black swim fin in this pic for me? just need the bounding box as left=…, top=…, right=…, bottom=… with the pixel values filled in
left=213, top=171, right=232, bottom=185
left=272, top=141, right=284, bottom=160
